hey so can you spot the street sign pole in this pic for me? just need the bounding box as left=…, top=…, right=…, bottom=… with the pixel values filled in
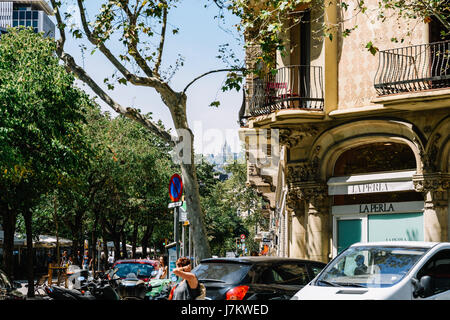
left=168, top=173, right=183, bottom=262
left=174, top=206, right=180, bottom=261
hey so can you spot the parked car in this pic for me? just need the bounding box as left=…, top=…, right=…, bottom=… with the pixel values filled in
left=111, top=259, right=159, bottom=283
left=191, top=256, right=326, bottom=300
left=291, top=241, right=450, bottom=300
left=0, top=269, right=24, bottom=300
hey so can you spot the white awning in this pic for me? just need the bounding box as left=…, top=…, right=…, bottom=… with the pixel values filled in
left=0, top=231, right=25, bottom=246
left=327, top=170, right=416, bottom=195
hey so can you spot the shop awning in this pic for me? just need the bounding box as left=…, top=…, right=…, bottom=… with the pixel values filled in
left=33, top=235, right=73, bottom=248
left=0, top=231, right=26, bottom=246
left=327, top=170, right=416, bottom=195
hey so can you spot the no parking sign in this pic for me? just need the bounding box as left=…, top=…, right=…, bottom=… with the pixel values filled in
left=169, top=174, right=183, bottom=202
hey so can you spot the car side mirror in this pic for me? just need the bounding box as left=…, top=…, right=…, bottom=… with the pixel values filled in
left=151, top=271, right=157, bottom=277
left=412, top=276, right=434, bottom=298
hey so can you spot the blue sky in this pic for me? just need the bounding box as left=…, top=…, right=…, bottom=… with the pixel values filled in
left=58, top=0, right=244, bottom=154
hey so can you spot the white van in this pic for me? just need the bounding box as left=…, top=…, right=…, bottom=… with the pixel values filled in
left=291, top=241, right=450, bottom=300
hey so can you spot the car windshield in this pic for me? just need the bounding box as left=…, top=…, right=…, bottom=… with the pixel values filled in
left=316, top=246, right=429, bottom=288
left=193, top=262, right=252, bottom=285
left=114, top=263, right=155, bottom=278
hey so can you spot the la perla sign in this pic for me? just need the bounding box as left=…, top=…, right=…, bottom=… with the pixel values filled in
left=332, top=201, right=424, bottom=216
left=359, top=203, right=395, bottom=213
left=327, top=171, right=416, bottom=195
left=350, top=183, right=389, bottom=194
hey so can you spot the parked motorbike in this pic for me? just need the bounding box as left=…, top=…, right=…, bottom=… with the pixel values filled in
left=45, top=272, right=120, bottom=301
left=44, top=284, right=96, bottom=300
left=116, top=272, right=148, bottom=300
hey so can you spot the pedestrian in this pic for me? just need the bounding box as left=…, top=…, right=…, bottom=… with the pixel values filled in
left=107, top=253, right=114, bottom=269
left=99, top=252, right=107, bottom=272
left=82, top=250, right=91, bottom=270
left=169, top=257, right=205, bottom=300
left=60, top=250, right=68, bottom=267
left=46, top=252, right=54, bottom=268
left=74, top=250, right=83, bottom=268
left=155, top=255, right=168, bottom=279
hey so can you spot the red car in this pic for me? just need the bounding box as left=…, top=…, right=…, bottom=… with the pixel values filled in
left=112, top=259, right=159, bottom=283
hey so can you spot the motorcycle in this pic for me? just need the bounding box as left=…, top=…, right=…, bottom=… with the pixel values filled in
left=116, top=272, right=148, bottom=300
left=44, top=272, right=120, bottom=300
left=44, top=284, right=96, bottom=300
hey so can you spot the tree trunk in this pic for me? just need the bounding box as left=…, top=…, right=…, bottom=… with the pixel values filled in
left=131, top=222, right=138, bottom=258
left=113, top=237, right=121, bottom=260
left=141, top=224, right=154, bottom=258
left=102, top=221, right=109, bottom=257
left=121, top=229, right=127, bottom=259
left=176, top=125, right=211, bottom=261
left=1, top=207, right=16, bottom=278
left=91, top=214, right=99, bottom=273
left=23, top=208, right=34, bottom=298
left=53, top=196, right=60, bottom=265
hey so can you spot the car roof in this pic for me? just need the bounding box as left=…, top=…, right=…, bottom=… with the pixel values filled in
left=114, top=259, right=158, bottom=265
left=200, top=256, right=326, bottom=265
left=350, top=241, right=443, bottom=249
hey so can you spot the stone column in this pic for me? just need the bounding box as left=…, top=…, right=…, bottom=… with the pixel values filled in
left=413, top=173, right=450, bottom=242
left=288, top=182, right=330, bottom=263
left=286, top=190, right=307, bottom=259
left=301, top=183, right=330, bottom=263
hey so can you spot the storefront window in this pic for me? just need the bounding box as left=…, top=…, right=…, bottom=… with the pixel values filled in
left=334, top=142, right=416, bottom=176
left=368, top=213, right=423, bottom=242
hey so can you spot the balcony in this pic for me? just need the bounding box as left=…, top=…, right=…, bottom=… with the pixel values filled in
left=248, top=65, right=324, bottom=117
left=374, top=40, right=450, bottom=96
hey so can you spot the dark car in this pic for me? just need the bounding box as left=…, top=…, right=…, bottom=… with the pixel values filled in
left=0, top=269, right=24, bottom=300
left=112, top=259, right=159, bottom=283
left=192, top=256, right=326, bottom=300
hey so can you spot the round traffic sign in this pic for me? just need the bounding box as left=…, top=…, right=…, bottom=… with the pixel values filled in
left=240, top=234, right=246, bottom=239
left=169, top=174, right=183, bottom=202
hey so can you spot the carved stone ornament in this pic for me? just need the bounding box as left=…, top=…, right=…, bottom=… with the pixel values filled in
left=248, top=164, right=258, bottom=176
left=415, top=135, right=441, bottom=172
left=288, top=182, right=328, bottom=212
left=279, top=126, right=319, bottom=148
left=413, top=173, right=450, bottom=193
left=287, top=157, right=320, bottom=185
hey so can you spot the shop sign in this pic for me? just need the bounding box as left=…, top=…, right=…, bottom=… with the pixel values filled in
left=359, top=203, right=395, bottom=213
left=328, top=170, right=416, bottom=195
left=332, top=201, right=424, bottom=216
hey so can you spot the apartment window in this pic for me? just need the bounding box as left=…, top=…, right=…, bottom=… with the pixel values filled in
left=12, top=10, right=40, bottom=32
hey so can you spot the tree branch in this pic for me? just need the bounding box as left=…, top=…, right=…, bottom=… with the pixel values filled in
left=182, top=68, right=245, bottom=94
left=154, top=4, right=168, bottom=76
left=118, top=0, right=155, bottom=78
left=61, top=51, right=175, bottom=146
left=50, top=2, right=174, bottom=146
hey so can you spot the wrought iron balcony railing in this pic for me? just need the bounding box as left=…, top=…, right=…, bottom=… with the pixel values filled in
left=374, top=40, right=450, bottom=95
left=248, top=65, right=324, bottom=117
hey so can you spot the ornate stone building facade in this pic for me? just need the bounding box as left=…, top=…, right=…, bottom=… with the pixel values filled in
left=239, top=1, right=449, bottom=262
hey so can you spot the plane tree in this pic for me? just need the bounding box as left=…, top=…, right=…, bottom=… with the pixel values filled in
left=49, top=0, right=248, bottom=260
